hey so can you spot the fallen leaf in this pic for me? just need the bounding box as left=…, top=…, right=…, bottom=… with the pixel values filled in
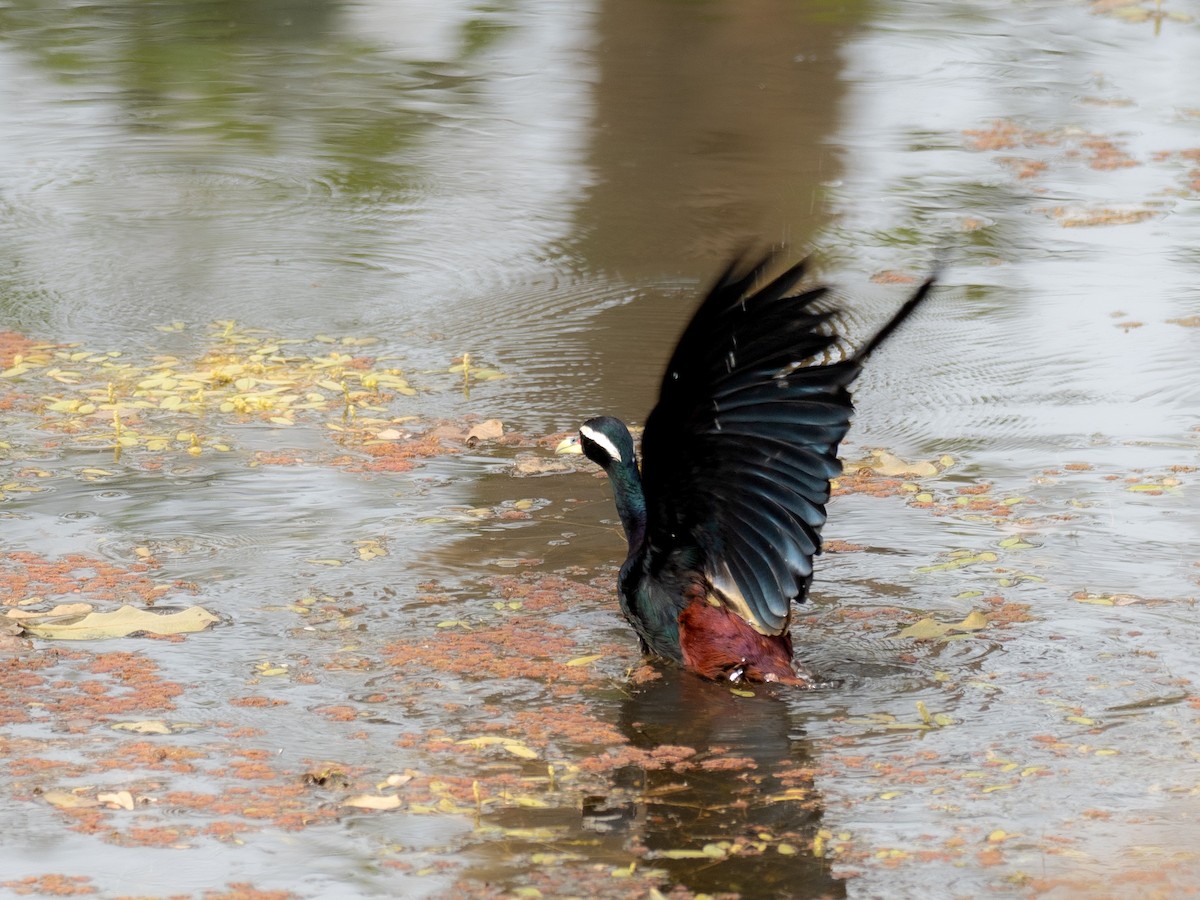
left=43, top=790, right=100, bottom=809
left=656, top=849, right=715, bottom=860
left=457, top=736, right=538, bottom=758
left=98, top=790, right=135, bottom=811
left=343, top=794, right=402, bottom=810
left=19, top=605, right=219, bottom=640
left=504, top=743, right=538, bottom=760
left=466, top=419, right=504, bottom=444
left=565, top=654, right=603, bottom=667
left=916, top=551, right=999, bottom=573
left=846, top=449, right=948, bottom=477
left=5, top=603, right=94, bottom=620
left=898, top=610, right=990, bottom=640
left=111, top=720, right=173, bottom=735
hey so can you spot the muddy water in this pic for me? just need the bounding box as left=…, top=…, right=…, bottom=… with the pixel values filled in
left=2, top=0, right=1199, bottom=898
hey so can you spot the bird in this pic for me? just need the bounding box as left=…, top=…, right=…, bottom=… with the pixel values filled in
left=558, top=252, right=936, bottom=685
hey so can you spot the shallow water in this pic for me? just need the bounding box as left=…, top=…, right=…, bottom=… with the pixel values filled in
left=2, top=0, right=1200, bottom=898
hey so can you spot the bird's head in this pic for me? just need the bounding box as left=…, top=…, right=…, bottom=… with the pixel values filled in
left=556, top=416, right=636, bottom=471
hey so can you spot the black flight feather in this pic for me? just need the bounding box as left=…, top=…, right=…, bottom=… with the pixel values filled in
left=637, top=253, right=936, bottom=636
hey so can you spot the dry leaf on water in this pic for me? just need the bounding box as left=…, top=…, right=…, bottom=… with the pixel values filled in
left=897, top=610, right=990, bottom=640
left=98, top=791, right=135, bottom=811
left=18, top=605, right=219, bottom=640
left=343, top=794, right=403, bottom=811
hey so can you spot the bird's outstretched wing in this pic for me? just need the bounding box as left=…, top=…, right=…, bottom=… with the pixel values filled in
left=639, top=254, right=934, bottom=636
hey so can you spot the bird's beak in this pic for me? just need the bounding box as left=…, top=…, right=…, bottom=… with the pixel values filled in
left=555, top=434, right=582, bottom=455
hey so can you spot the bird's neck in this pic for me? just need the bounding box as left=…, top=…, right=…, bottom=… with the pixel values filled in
left=604, top=458, right=647, bottom=552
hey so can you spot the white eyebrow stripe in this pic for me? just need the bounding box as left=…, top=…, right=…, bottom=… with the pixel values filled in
left=579, top=424, right=623, bottom=463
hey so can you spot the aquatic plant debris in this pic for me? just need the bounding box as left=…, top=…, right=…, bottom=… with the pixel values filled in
left=0, top=324, right=505, bottom=464
left=897, top=610, right=990, bottom=641
left=15, top=605, right=218, bottom=640
left=6, top=346, right=1197, bottom=899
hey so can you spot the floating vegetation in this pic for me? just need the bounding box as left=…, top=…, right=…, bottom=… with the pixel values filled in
left=897, top=610, right=990, bottom=641
left=15, top=604, right=218, bottom=640
left=1089, top=0, right=1193, bottom=28
left=0, top=324, right=506, bottom=465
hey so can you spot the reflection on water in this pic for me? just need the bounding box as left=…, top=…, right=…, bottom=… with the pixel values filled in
left=0, top=0, right=597, bottom=353
left=610, top=674, right=843, bottom=898
left=3, top=0, right=1200, bottom=896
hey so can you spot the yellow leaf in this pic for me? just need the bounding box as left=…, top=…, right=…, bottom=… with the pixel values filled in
left=98, top=790, right=135, bottom=811
left=306, top=559, right=344, bottom=567
left=764, top=788, right=810, bottom=803
left=565, top=654, right=603, bottom=667
left=43, top=790, right=100, bottom=809
left=6, top=602, right=92, bottom=619
left=343, top=794, right=402, bottom=810
left=916, top=550, right=1000, bottom=573
left=656, top=849, right=712, bottom=860
left=957, top=610, right=990, bottom=630
left=19, top=605, right=218, bottom=640
left=355, top=541, right=388, bottom=561
left=435, top=797, right=474, bottom=814
left=456, top=736, right=537, bottom=758
left=898, top=610, right=989, bottom=640
left=1, top=482, right=47, bottom=493
left=998, top=535, right=1035, bottom=548
left=111, top=720, right=173, bottom=735
left=812, top=834, right=825, bottom=857
left=896, top=618, right=949, bottom=640
left=457, top=736, right=507, bottom=747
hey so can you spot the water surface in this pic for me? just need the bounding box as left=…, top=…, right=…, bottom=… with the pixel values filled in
left=2, top=0, right=1199, bottom=897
